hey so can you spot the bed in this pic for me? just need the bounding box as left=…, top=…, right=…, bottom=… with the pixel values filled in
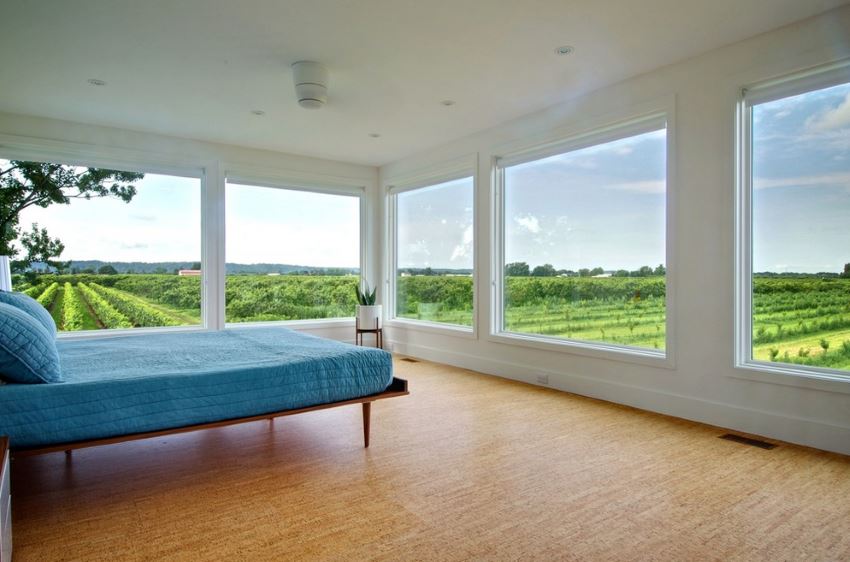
left=0, top=326, right=407, bottom=454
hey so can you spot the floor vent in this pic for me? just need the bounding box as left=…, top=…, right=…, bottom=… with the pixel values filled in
left=401, top=358, right=420, bottom=363
left=719, top=433, right=777, bottom=450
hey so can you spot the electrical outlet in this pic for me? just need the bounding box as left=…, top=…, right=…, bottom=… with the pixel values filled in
left=536, top=373, right=549, bottom=385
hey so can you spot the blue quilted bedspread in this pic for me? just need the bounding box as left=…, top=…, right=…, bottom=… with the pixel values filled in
left=0, top=327, right=393, bottom=448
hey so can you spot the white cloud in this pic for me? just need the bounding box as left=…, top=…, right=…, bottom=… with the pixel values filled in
left=514, top=214, right=541, bottom=233
left=450, top=224, right=474, bottom=262
left=806, top=92, right=850, bottom=132
left=754, top=172, right=850, bottom=190
left=605, top=180, right=665, bottom=194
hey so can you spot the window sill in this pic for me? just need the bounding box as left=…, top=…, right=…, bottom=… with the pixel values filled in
left=385, top=318, right=476, bottom=339
left=487, top=331, right=675, bottom=369
left=226, top=318, right=355, bottom=331
left=732, top=360, right=850, bottom=395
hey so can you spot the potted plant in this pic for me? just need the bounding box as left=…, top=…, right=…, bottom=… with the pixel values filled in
left=355, top=282, right=381, bottom=329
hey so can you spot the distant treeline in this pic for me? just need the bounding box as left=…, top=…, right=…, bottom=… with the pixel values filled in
left=36, top=260, right=359, bottom=276
left=505, top=262, right=666, bottom=278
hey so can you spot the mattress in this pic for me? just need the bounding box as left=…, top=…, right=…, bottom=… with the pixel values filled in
left=0, top=327, right=393, bottom=448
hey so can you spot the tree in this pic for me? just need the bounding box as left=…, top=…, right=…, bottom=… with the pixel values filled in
left=0, top=160, right=142, bottom=271
left=17, top=224, right=68, bottom=272
left=613, top=269, right=630, bottom=277
left=505, top=262, right=530, bottom=276
left=97, top=264, right=118, bottom=275
left=842, top=263, right=850, bottom=278
left=531, top=264, right=557, bottom=277
left=190, top=261, right=201, bottom=270
left=590, top=267, right=604, bottom=276
left=654, top=264, right=666, bottom=276
left=578, top=268, right=591, bottom=277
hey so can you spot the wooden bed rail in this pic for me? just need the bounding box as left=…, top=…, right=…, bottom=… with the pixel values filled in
left=12, top=377, right=409, bottom=458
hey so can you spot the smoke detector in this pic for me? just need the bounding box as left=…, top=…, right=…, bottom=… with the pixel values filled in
left=291, top=61, right=328, bottom=109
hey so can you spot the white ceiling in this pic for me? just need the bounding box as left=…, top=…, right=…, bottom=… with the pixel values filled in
left=0, top=0, right=846, bottom=166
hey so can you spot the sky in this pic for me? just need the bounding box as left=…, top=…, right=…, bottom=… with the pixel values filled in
left=5, top=80, right=849, bottom=273
left=13, top=173, right=361, bottom=268
left=397, top=177, right=474, bottom=270
left=226, top=184, right=359, bottom=268
left=752, top=81, right=850, bottom=273
left=15, top=172, right=202, bottom=263
left=505, top=129, right=667, bottom=272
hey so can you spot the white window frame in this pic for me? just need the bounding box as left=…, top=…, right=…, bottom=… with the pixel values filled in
left=0, top=136, right=209, bottom=339
left=384, top=156, right=477, bottom=337
left=734, top=61, right=850, bottom=387
left=490, top=112, right=675, bottom=367
left=224, top=171, right=368, bottom=329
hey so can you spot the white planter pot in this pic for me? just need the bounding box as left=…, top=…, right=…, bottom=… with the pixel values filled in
left=356, top=304, right=382, bottom=329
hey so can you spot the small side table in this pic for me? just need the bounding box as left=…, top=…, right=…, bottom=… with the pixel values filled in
left=355, top=318, right=383, bottom=349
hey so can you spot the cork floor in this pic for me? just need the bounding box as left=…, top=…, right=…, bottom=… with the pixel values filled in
left=9, top=357, right=850, bottom=561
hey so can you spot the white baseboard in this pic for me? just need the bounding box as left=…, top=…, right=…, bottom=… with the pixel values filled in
left=388, top=340, right=850, bottom=456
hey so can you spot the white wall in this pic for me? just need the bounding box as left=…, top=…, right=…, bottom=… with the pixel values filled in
left=380, top=7, right=850, bottom=455
left=0, top=110, right=381, bottom=343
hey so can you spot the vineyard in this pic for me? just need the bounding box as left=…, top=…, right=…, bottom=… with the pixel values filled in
left=14, top=273, right=850, bottom=370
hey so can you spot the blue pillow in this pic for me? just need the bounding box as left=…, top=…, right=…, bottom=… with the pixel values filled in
left=0, top=290, right=57, bottom=337
left=0, top=302, right=62, bottom=383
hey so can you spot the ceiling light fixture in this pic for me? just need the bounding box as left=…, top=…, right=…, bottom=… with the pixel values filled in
left=291, top=61, right=328, bottom=109
left=368, top=133, right=381, bottom=138
left=440, top=100, right=456, bottom=106
left=251, top=109, right=266, bottom=116
left=87, top=78, right=107, bottom=86
left=555, top=45, right=574, bottom=56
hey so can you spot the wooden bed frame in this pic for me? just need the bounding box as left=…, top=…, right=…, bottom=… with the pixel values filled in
left=12, top=377, right=409, bottom=457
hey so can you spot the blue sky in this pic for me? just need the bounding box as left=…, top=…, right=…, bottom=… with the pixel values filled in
left=505, top=129, right=667, bottom=271
left=8, top=80, right=849, bottom=272
left=752, top=81, right=850, bottom=273
left=397, top=177, right=474, bottom=270
left=17, top=173, right=202, bottom=263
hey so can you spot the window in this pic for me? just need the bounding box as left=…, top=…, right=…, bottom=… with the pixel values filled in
left=496, top=119, right=668, bottom=354
left=1, top=159, right=202, bottom=332
left=391, top=176, right=474, bottom=328
left=739, top=71, right=850, bottom=377
left=225, top=182, right=361, bottom=323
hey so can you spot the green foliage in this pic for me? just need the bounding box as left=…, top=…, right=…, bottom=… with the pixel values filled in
left=531, top=264, right=558, bottom=277
left=355, top=282, right=377, bottom=305
left=23, top=284, right=45, bottom=298
left=36, top=282, right=60, bottom=309
left=226, top=276, right=358, bottom=322
left=88, top=282, right=179, bottom=327
left=62, top=282, right=86, bottom=331
left=97, top=265, right=118, bottom=275
left=17, top=225, right=67, bottom=272
left=505, top=262, right=530, bottom=276
left=77, top=283, right=132, bottom=329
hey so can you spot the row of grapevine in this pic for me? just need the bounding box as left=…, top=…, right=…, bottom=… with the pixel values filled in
left=62, top=282, right=86, bottom=331
left=36, top=282, right=60, bottom=309
left=24, top=285, right=46, bottom=299
left=77, top=283, right=133, bottom=329
left=88, top=283, right=179, bottom=327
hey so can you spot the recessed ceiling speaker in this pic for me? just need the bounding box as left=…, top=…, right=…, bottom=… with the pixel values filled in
left=291, top=61, right=328, bottom=109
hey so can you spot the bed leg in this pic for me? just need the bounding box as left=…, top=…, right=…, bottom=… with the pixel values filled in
left=362, top=402, right=371, bottom=448
left=65, top=450, right=72, bottom=457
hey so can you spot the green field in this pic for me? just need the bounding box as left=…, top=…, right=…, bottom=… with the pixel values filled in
left=15, top=273, right=850, bottom=371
